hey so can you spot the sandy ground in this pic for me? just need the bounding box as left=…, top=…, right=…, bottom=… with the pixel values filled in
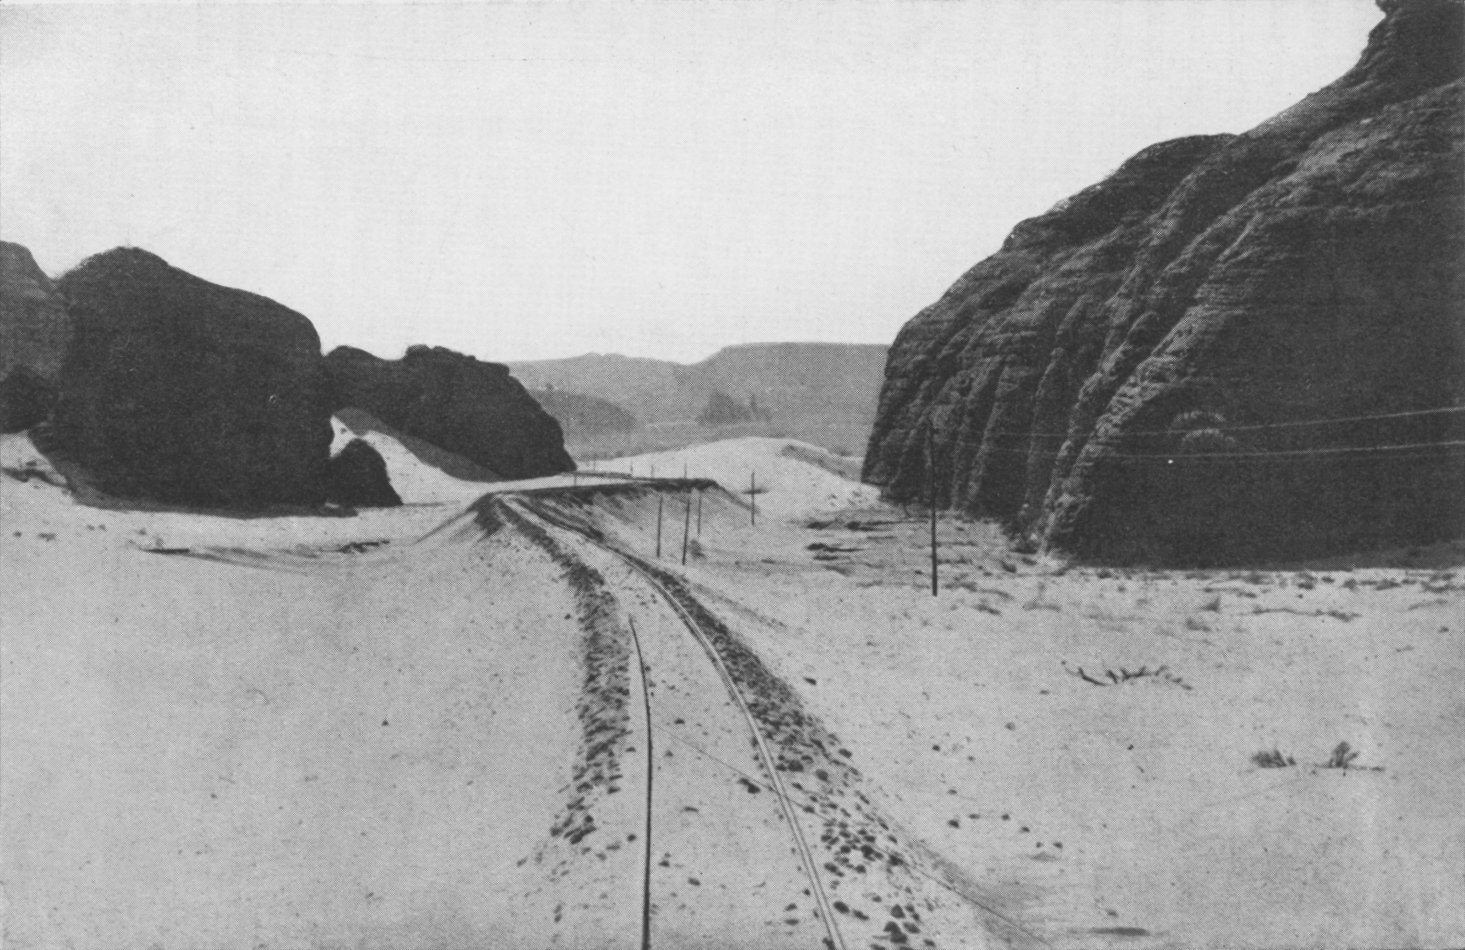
left=3, top=432, right=1462, bottom=949
left=588, top=437, right=881, bottom=519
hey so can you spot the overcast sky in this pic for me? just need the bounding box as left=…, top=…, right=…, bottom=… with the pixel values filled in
left=2, top=1, right=1381, bottom=365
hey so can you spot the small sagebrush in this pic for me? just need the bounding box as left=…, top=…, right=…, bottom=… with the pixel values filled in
left=1325, top=741, right=1360, bottom=769
left=1252, top=749, right=1296, bottom=769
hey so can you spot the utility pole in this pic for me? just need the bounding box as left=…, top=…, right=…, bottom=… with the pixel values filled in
left=696, top=490, right=703, bottom=537
left=681, top=490, right=692, bottom=565
left=656, top=492, right=664, bottom=559
left=929, top=424, right=938, bottom=597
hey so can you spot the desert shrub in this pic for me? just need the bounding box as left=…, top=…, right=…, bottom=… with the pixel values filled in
left=1325, top=741, right=1359, bottom=769
left=1252, top=749, right=1296, bottom=768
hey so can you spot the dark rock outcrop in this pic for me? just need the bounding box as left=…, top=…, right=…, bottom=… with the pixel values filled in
left=52, top=248, right=332, bottom=507
left=1, top=241, right=71, bottom=384
left=1, top=242, right=70, bottom=431
left=0, top=367, right=57, bottom=433
left=864, top=0, right=1465, bottom=563
left=326, top=438, right=402, bottom=508
left=325, top=345, right=574, bottom=479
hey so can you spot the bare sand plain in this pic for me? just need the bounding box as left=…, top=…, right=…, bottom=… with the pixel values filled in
left=2, top=432, right=1461, bottom=949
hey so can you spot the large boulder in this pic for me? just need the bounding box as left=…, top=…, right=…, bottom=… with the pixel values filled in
left=325, top=345, right=574, bottom=479
left=326, top=438, right=402, bottom=508
left=52, top=248, right=332, bottom=507
left=1, top=242, right=70, bottom=430
left=864, top=0, right=1465, bottom=564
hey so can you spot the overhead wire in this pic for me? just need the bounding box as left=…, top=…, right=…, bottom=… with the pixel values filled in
left=942, top=404, right=1465, bottom=441
left=937, top=438, right=1465, bottom=463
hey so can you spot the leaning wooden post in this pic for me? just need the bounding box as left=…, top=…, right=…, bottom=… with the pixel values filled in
left=656, top=492, right=664, bottom=558
left=681, top=490, right=692, bottom=565
left=929, top=424, right=938, bottom=597
left=750, top=470, right=757, bottom=527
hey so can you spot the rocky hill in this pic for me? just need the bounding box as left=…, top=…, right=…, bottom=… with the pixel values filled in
left=510, top=342, right=887, bottom=452
left=51, top=248, right=334, bottom=507
left=326, top=345, right=574, bottom=479
left=528, top=388, right=638, bottom=440
left=864, top=0, right=1465, bottom=564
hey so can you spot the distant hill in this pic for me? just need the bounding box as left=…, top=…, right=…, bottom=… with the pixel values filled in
left=528, top=388, right=638, bottom=440
left=510, top=342, right=886, bottom=454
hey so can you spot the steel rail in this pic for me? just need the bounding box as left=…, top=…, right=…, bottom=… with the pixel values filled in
left=519, top=499, right=847, bottom=950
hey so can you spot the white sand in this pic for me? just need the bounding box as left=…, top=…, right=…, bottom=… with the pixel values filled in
left=330, top=416, right=492, bottom=505
left=3, top=430, right=1461, bottom=948
left=595, top=437, right=881, bottom=519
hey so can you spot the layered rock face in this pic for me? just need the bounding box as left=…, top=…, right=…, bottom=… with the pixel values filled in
left=53, top=248, right=333, bottom=506
left=1, top=242, right=71, bottom=430
left=325, top=345, right=573, bottom=479
left=865, top=0, right=1465, bottom=563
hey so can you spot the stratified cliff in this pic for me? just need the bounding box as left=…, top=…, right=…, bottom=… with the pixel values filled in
left=864, top=0, right=1465, bottom=563
left=53, top=248, right=333, bottom=507
left=325, top=345, right=574, bottom=479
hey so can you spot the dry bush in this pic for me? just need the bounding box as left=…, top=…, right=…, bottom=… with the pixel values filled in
left=1325, top=741, right=1360, bottom=769
left=1252, top=749, right=1296, bottom=768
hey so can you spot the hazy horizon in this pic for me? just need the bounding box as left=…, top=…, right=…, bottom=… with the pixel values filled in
left=2, top=0, right=1381, bottom=365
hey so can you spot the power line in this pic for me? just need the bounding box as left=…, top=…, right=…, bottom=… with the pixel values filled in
left=925, top=438, right=1465, bottom=463
left=956, top=404, right=1465, bottom=441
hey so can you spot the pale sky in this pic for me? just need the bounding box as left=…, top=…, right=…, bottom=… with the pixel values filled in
left=2, top=1, right=1381, bottom=364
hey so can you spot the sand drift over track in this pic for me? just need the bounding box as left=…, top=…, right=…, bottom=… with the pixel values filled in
left=1, top=428, right=1034, bottom=948
left=476, top=484, right=1044, bottom=949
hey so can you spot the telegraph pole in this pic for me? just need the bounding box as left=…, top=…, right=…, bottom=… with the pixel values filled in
left=681, top=490, right=692, bottom=565
left=656, top=492, right=664, bottom=558
left=929, top=424, right=938, bottom=597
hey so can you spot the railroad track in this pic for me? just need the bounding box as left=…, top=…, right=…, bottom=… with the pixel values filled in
left=513, top=497, right=848, bottom=950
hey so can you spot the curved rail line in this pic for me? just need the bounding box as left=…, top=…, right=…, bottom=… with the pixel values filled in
left=626, top=616, right=655, bottom=950
left=515, top=498, right=848, bottom=950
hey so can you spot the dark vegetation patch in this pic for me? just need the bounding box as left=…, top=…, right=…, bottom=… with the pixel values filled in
left=1062, top=662, right=1191, bottom=691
